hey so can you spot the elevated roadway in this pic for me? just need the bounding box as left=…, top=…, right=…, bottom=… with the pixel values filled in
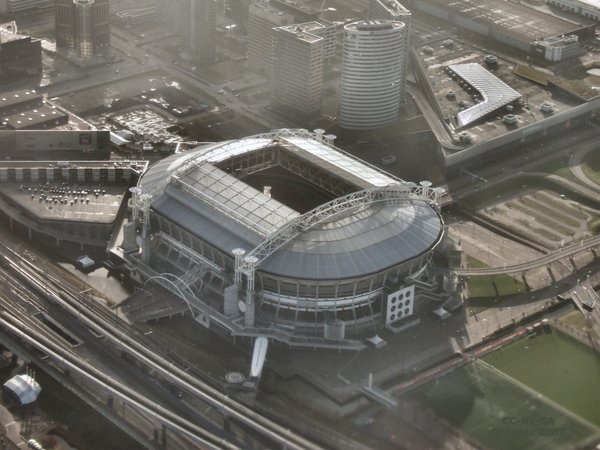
left=454, top=234, right=600, bottom=276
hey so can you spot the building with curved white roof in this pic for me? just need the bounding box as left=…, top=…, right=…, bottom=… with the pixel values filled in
left=126, top=129, right=444, bottom=349
left=448, top=63, right=522, bottom=128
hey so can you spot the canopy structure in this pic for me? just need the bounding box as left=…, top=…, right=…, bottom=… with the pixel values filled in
left=449, top=63, right=521, bottom=128
left=3, top=374, right=41, bottom=405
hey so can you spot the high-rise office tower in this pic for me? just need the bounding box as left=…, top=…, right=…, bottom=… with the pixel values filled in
left=55, top=0, right=110, bottom=58
left=340, top=20, right=406, bottom=130
left=186, top=0, right=217, bottom=62
left=156, top=0, right=216, bottom=63
left=156, top=0, right=182, bottom=30
left=370, top=0, right=410, bottom=101
left=225, top=0, right=260, bottom=26
left=273, top=24, right=324, bottom=116
left=248, top=2, right=293, bottom=77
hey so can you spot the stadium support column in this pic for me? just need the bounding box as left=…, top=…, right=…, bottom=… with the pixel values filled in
left=243, top=256, right=258, bottom=328
left=233, top=248, right=246, bottom=284
left=130, top=188, right=152, bottom=264
left=225, top=248, right=246, bottom=316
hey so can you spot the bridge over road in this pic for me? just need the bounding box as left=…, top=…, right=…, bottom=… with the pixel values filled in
left=454, top=235, right=600, bottom=276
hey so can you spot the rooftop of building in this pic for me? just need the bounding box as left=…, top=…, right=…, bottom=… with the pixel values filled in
left=289, top=20, right=333, bottom=32
left=413, top=38, right=580, bottom=148
left=423, top=0, right=592, bottom=42
left=372, top=0, right=411, bottom=16
left=275, top=24, right=324, bottom=43
left=0, top=161, right=146, bottom=226
left=249, top=2, right=295, bottom=20
left=2, top=104, right=67, bottom=130
left=569, top=0, right=600, bottom=9
left=272, top=0, right=319, bottom=15
left=0, top=160, right=147, bottom=172
left=0, top=22, right=36, bottom=45
left=448, top=63, right=522, bottom=128
left=0, top=90, right=42, bottom=112
left=0, top=89, right=96, bottom=132
left=0, top=182, right=126, bottom=224
left=346, top=20, right=405, bottom=32
left=540, top=34, right=579, bottom=47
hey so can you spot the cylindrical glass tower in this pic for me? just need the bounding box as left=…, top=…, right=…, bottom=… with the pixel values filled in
left=340, top=20, right=406, bottom=130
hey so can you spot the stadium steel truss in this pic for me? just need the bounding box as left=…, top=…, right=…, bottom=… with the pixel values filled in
left=126, top=129, right=445, bottom=349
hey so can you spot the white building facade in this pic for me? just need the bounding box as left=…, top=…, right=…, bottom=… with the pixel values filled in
left=248, top=3, right=294, bottom=77
left=340, top=20, right=406, bottom=130
left=547, top=0, right=600, bottom=21
left=273, top=25, right=325, bottom=115
left=369, top=0, right=411, bottom=101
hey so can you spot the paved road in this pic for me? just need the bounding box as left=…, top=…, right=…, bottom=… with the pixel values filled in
left=569, top=139, right=600, bottom=191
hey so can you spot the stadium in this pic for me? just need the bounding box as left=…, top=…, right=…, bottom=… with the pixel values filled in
left=124, top=129, right=445, bottom=350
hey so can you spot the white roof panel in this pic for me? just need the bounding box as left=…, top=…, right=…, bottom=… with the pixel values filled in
left=282, top=136, right=397, bottom=188
left=450, top=63, right=522, bottom=128
left=177, top=163, right=298, bottom=236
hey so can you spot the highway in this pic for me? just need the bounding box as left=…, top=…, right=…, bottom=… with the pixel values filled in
left=0, top=242, right=327, bottom=450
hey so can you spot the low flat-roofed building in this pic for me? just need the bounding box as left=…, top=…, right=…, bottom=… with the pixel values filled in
left=2, top=105, right=69, bottom=130
left=532, top=34, right=581, bottom=62
left=271, top=0, right=320, bottom=22
left=0, top=130, right=111, bottom=160
left=411, top=0, right=594, bottom=58
left=410, top=37, right=589, bottom=173
left=0, top=89, right=42, bottom=113
left=548, top=0, right=600, bottom=21
left=0, top=89, right=111, bottom=160
left=0, top=0, right=52, bottom=16
left=0, top=160, right=147, bottom=253
left=115, top=7, right=157, bottom=26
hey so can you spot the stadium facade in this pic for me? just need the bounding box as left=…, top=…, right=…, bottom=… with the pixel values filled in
left=125, top=129, right=444, bottom=349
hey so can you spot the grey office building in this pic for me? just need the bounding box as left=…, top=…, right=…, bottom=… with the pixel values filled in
left=55, top=0, right=110, bottom=58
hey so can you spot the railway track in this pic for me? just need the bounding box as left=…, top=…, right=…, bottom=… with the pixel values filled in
left=0, top=243, right=322, bottom=450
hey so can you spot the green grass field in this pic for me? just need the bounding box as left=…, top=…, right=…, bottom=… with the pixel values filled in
left=582, top=150, right=600, bottom=187
left=466, top=256, right=526, bottom=304
left=483, top=329, right=600, bottom=427
left=407, top=332, right=600, bottom=450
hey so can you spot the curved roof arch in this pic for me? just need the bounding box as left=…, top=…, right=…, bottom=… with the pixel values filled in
left=136, top=130, right=444, bottom=281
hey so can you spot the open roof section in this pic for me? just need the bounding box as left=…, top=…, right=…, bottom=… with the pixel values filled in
left=449, top=63, right=522, bottom=128
left=138, top=129, right=402, bottom=202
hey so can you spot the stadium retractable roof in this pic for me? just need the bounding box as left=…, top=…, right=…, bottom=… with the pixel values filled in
left=281, top=135, right=396, bottom=189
